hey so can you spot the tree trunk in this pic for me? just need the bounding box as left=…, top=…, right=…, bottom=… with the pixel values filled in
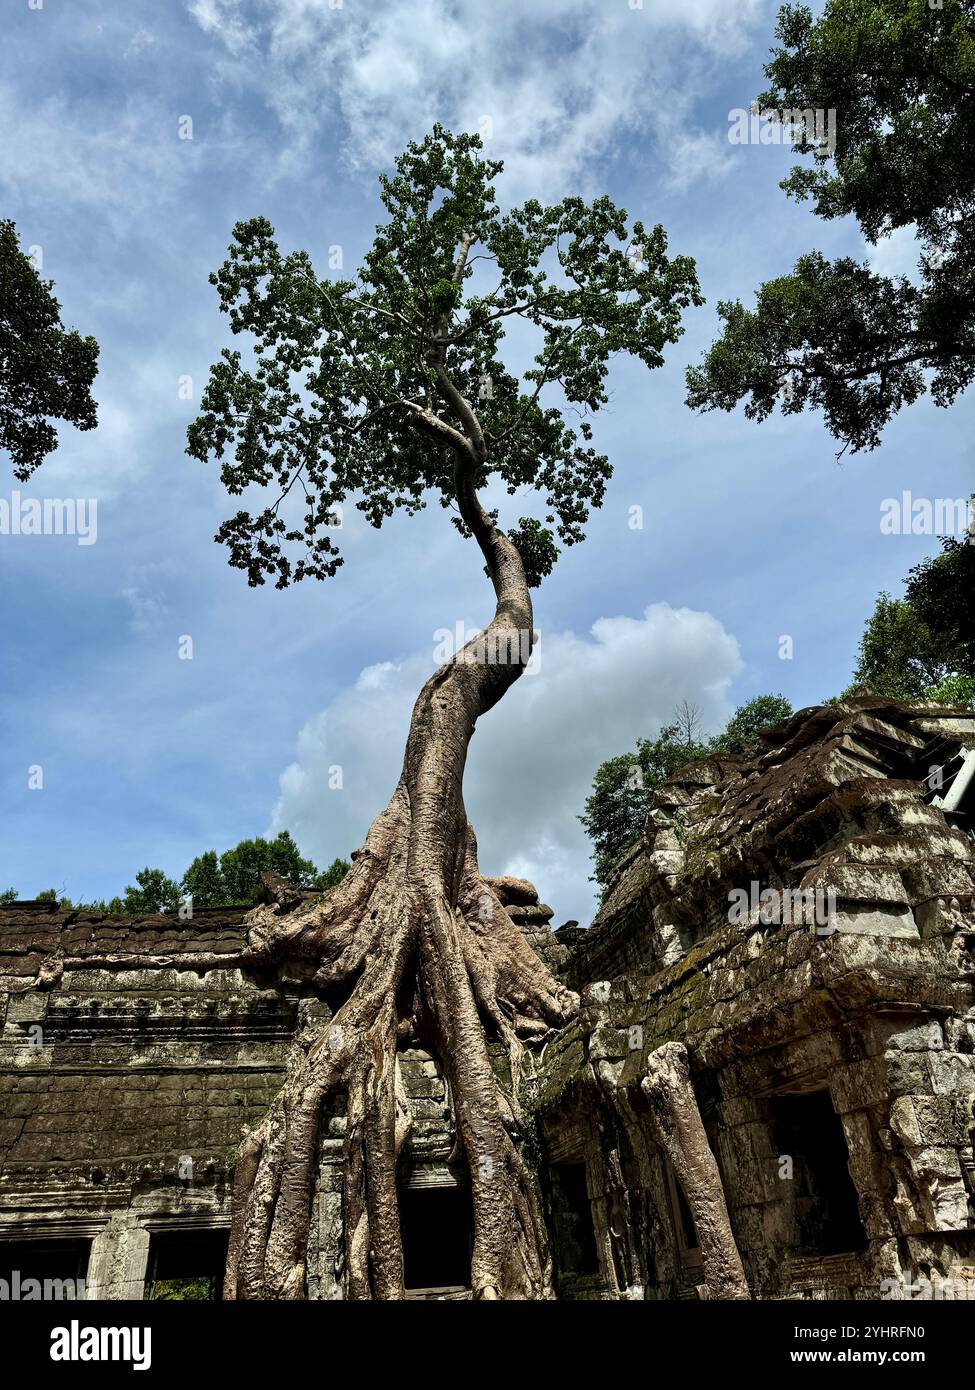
left=642, top=1043, right=751, bottom=1300
left=222, top=496, right=578, bottom=1300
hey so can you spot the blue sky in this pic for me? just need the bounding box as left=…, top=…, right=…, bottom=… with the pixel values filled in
left=2, top=0, right=971, bottom=924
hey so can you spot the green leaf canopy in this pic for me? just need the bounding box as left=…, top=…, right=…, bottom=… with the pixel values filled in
left=189, top=127, right=701, bottom=587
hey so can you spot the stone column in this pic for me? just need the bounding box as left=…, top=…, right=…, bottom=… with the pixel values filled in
left=86, top=1215, right=150, bottom=1300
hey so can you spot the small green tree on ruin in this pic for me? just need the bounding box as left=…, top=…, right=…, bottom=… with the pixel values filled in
left=181, top=127, right=701, bottom=1300
left=580, top=695, right=794, bottom=891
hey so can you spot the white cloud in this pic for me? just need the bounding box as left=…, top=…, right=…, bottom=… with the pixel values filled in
left=35, top=396, right=143, bottom=500
left=125, top=28, right=157, bottom=58
left=121, top=588, right=170, bottom=634
left=866, top=224, right=922, bottom=283
left=188, top=0, right=255, bottom=55
left=0, top=82, right=189, bottom=225
left=659, top=125, right=734, bottom=192
left=269, top=601, right=742, bottom=926
left=187, top=0, right=762, bottom=195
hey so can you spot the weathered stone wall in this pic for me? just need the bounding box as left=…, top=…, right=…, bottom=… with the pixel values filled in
left=538, top=700, right=975, bottom=1301
left=0, top=900, right=483, bottom=1299
left=0, top=902, right=297, bottom=1296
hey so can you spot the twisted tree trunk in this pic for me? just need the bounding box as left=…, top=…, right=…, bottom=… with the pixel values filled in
left=222, top=478, right=578, bottom=1300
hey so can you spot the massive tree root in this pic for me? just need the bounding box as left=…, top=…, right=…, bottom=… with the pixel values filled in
left=642, top=1044, right=751, bottom=1301
left=221, top=510, right=578, bottom=1300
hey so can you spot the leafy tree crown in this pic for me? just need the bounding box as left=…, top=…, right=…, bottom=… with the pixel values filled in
left=0, top=219, right=99, bottom=479
left=188, top=127, right=701, bottom=587
left=686, top=1, right=975, bottom=452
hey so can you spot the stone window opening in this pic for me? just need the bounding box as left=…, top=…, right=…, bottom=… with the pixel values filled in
left=0, top=1238, right=90, bottom=1299
left=770, top=1090, right=867, bottom=1257
left=549, top=1162, right=599, bottom=1280
left=144, top=1228, right=230, bottom=1300
left=399, top=1183, right=474, bottom=1296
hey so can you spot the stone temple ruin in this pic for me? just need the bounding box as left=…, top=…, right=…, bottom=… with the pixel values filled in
left=2, top=697, right=974, bottom=1300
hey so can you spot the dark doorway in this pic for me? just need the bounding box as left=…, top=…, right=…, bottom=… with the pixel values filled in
left=399, top=1186, right=473, bottom=1292
left=0, top=1239, right=89, bottom=1298
left=145, top=1228, right=229, bottom=1300
left=771, top=1091, right=867, bottom=1255
left=669, top=1169, right=700, bottom=1251
left=550, top=1163, right=599, bottom=1277
left=664, top=1161, right=704, bottom=1282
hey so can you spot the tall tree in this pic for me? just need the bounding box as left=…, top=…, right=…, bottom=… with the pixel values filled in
left=686, top=0, right=975, bottom=453
left=845, top=529, right=975, bottom=704
left=0, top=219, right=99, bottom=477
left=181, top=850, right=225, bottom=910
left=579, top=718, right=712, bottom=891
left=186, top=127, right=700, bottom=1300
left=849, top=592, right=951, bottom=700
left=906, top=535, right=975, bottom=677
left=218, top=831, right=318, bottom=902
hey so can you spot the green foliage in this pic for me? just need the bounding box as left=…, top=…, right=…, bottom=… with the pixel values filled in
left=925, top=673, right=975, bottom=708
left=34, top=887, right=75, bottom=907
left=830, top=526, right=973, bottom=706
left=579, top=724, right=711, bottom=889
left=313, top=857, right=352, bottom=891
left=579, top=741, right=683, bottom=892
left=147, top=1277, right=217, bottom=1301
left=580, top=696, right=795, bottom=890
left=0, top=219, right=99, bottom=479
left=23, top=832, right=349, bottom=919
left=710, top=694, right=795, bottom=755
left=848, top=592, right=951, bottom=700
left=121, top=868, right=182, bottom=916
left=848, top=523, right=973, bottom=704
left=181, top=832, right=344, bottom=907
left=181, top=850, right=224, bottom=909
left=906, top=533, right=975, bottom=677
left=189, top=126, right=700, bottom=587
left=686, top=252, right=931, bottom=453
left=505, top=517, right=559, bottom=589
left=687, top=1, right=975, bottom=451
left=0, top=888, right=17, bottom=904
left=218, top=831, right=319, bottom=903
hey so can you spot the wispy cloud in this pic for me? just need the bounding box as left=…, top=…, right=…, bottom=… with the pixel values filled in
left=121, top=562, right=177, bottom=633
left=188, top=0, right=256, bottom=55
left=0, top=82, right=192, bottom=227
left=187, top=0, right=762, bottom=196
